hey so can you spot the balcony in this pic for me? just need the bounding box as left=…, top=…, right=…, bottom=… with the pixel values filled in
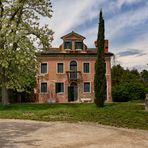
left=66, top=71, right=82, bottom=82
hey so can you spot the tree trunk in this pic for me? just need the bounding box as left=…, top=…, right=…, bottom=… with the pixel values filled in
left=2, top=84, right=9, bottom=105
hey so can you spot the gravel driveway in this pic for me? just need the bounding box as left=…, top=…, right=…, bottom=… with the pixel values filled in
left=0, top=119, right=148, bottom=148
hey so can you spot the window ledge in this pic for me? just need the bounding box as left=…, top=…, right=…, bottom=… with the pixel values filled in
left=65, top=48, right=71, bottom=51
left=76, top=49, right=82, bottom=51
left=39, top=73, right=48, bottom=76
left=57, top=92, right=64, bottom=95
left=40, top=92, right=48, bottom=94
left=56, top=73, right=65, bottom=75
left=83, top=92, right=91, bottom=93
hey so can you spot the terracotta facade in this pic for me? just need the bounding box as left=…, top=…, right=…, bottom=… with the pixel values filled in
left=35, top=32, right=113, bottom=103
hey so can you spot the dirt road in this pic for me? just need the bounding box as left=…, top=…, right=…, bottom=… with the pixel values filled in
left=0, top=119, right=148, bottom=148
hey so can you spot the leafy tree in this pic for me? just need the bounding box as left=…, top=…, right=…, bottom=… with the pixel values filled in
left=141, top=70, right=148, bottom=82
left=94, top=10, right=106, bottom=107
left=112, top=65, right=146, bottom=101
left=112, top=82, right=145, bottom=102
left=141, top=69, right=148, bottom=93
left=0, top=0, right=53, bottom=105
left=112, top=64, right=124, bottom=85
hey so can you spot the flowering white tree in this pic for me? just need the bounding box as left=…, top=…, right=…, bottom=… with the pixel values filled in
left=0, top=0, right=53, bottom=105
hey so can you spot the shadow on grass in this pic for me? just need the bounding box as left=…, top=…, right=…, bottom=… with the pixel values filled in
left=0, top=103, right=95, bottom=111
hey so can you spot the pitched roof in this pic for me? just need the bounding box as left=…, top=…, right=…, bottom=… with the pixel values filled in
left=61, top=31, right=86, bottom=40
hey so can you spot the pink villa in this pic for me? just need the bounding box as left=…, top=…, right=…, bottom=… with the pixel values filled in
left=35, top=31, right=113, bottom=103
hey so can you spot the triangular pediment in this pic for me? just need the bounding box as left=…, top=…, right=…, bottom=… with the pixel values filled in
left=61, top=31, right=85, bottom=40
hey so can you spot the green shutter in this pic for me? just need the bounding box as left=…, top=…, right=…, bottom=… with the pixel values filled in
left=64, top=41, right=72, bottom=49
left=70, top=41, right=72, bottom=49
left=64, top=42, right=67, bottom=49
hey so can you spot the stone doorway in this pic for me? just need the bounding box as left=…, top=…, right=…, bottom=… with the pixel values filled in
left=68, top=82, right=78, bottom=102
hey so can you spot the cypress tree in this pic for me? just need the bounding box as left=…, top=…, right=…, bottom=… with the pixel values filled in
left=94, top=10, right=106, bottom=107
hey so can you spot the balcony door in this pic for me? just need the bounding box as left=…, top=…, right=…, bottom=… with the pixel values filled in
left=70, top=61, right=77, bottom=80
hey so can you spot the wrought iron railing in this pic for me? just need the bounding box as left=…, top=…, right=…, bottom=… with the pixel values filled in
left=66, top=71, right=82, bottom=81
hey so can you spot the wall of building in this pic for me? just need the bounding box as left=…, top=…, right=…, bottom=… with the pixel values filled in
left=36, top=57, right=96, bottom=103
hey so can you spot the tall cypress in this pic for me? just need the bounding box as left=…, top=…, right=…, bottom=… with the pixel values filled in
left=94, top=10, right=106, bottom=107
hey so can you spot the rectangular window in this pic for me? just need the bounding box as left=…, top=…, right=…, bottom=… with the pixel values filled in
left=64, top=41, right=72, bottom=49
left=75, top=42, right=83, bottom=49
left=41, top=82, right=48, bottom=93
left=56, top=83, right=64, bottom=93
left=83, top=63, right=90, bottom=73
left=57, top=63, right=64, bottom=73
left=84, top=82, right=90, bottom=92
left=41, top=63, right=47, bottom=74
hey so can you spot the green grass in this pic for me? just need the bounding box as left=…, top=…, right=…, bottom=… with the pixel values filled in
left=0, top=101, right=147, bottom=130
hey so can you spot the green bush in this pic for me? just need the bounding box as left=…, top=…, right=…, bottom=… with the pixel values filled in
left=112, top=82, right=145, bottom=102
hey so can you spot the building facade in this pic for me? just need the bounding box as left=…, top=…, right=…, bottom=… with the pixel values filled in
left=35, top=31, right=113, bottom=103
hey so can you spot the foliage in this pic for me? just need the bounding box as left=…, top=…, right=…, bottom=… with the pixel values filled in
left=112, top=65, right=147, bottom=102
left=0, top=0, right=53, bottom=105
left=0, top=102, right=147, bottom=130
left=112, top=82, right=145, bottom=102
left=141, top=69, right=148, bottom=93
left=94, top=10, right=106, bottom=107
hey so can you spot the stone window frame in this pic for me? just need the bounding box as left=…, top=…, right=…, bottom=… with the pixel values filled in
left=40, top=62, right=48, bottom=75
left=83, top=81, right=91, bottom=93
left=56, top=62, right=65, bottom=74
left=55, top=82, right=65, bottom=94
left=64, top=40, right=72, bottom=49
left=40, top=81, right=48, bottom=94
left=82, top=62, right=91, bottom=74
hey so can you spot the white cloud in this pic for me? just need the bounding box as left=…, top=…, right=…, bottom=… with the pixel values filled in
left=116, top=0, right=142, bottom=9
left=49, top=0, right=105, bottom=46
left=43, top=0, right=148, bottom=70
left=106, top=4, right=148, bottom=40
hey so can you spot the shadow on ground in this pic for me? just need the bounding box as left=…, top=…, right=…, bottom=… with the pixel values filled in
left=0, top=121, right=49, bottom=148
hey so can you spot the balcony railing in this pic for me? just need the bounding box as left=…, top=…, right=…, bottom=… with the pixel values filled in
left=66, top=71, right=82, bottom=81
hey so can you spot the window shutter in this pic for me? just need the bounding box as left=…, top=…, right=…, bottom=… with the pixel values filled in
left=64, top=42, right=67, bottom=49
left=61, top=83, right=64, bottom=92
left=64, top=41, right=72, bottom=49
left=70, top=41, right=72, bottom=49
left=56, top=83, right=58, bottom=93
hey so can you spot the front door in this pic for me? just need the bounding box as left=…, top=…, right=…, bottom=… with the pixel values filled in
left=68, top=82, right=78, bottom=102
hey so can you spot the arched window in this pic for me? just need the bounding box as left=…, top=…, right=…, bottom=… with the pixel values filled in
left=70, top=61, right=77, bottom=80
left=70, top=61, right=77, bottom=71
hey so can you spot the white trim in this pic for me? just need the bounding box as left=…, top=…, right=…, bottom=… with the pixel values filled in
left=82, top=62, right=91, bottom=74
left=40, top=81, right=48, bottom=94
left=40, top=62, right=48, bottom=75
left=55, top=81, right=65, bottom=94
left=65, top=48, right=71, bottom=51
left=76, top=48, right=82, bottom=51
left=83, top=81, right=91, bottom=93
left=56, top=62, right=65, bottom=74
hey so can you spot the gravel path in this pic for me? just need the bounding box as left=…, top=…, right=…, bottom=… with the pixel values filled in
left=0, top=119, right=148, bottom=148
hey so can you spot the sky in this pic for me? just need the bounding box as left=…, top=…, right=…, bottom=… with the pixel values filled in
left=45, top=0, right=148, bottom=71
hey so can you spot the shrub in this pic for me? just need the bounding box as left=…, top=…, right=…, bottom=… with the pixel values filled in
left=112, top=82, right=145, bottom=102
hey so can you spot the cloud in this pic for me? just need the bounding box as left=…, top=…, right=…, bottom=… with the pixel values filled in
left=49, top=0, right=102, bottom=46
left=115, top=53, right=148, bottom=70
left=117, top=49, right=145, bottom=57
left=44, top=0, right=148, bottom=70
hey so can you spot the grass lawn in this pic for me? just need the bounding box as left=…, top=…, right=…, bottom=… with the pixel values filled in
left=0, top=101, right=147, bottom=130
